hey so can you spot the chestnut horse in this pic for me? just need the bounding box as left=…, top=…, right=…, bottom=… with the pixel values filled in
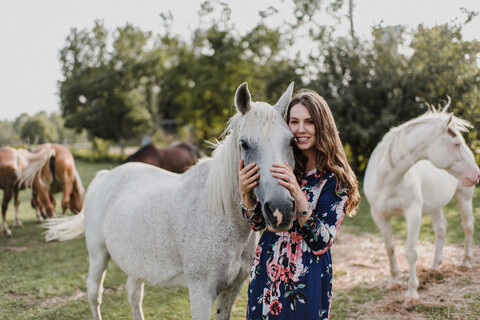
left=19, top=144, right=84, bottom=219
left=125, top=142, right=200, bottom=173
left=0, top=146, right=55, bottom=236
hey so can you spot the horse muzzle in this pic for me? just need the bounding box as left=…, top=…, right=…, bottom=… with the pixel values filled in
left=263, top=199, right=296, bottom=232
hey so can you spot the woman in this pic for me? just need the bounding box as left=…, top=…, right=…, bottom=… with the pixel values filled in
left=239, top=89, right=360, bottom=319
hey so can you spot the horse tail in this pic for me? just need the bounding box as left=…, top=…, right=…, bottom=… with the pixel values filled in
left=44, top=169, right=109, bottom=242
left=44, top=211, right=85, bottom=242
left=17, top=147, right=56, bottom=188
left=73, top=166, right=85, bottom=200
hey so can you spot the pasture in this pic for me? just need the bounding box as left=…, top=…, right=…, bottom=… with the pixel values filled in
left=1, top=159, right=480, bottom=319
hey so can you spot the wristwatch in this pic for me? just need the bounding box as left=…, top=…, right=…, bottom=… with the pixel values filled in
left=297, top=203, right=312, bottom=217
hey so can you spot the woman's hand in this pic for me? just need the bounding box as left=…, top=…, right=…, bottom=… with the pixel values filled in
left=239, top=160, right=259, bottom=216
left=239, top=159, right=259, bottom=196
left=270, top=163, right=312, bottom=223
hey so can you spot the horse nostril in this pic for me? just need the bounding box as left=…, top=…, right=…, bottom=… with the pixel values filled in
left=291, top=200, right=296, bottom=213
left=264, top=202, right=272, bottom=215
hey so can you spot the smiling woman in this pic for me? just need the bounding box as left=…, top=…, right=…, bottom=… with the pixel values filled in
left=239, top=89, right=360, bottom=319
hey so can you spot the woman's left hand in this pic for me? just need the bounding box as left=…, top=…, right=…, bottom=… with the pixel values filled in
left=271, top=163, right=312, bottom=223
left=270, top=163, right=304, bottom=204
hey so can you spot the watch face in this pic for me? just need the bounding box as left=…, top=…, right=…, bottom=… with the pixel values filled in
left=298, top=203, right=312, bottom=217
left=298, top=208, right=308, bottom=217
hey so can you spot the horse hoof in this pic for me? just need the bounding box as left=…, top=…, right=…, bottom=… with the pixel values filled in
left=388, top=283, right=401, bottom=291
left=14, top=222, right=23, bottom=228
left=458, top=264, right=471, bottom=272
left=403, top=298, right=420, bottom=309
left=3, top=230, right=12, bottom=237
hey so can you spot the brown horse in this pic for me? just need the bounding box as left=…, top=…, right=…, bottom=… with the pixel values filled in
left=0, top=146, right=55, bottom=236
left=125, top=142, right=201, bottom=173
left=19, top=144, right=84, bottom=219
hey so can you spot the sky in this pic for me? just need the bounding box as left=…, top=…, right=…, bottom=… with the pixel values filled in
left=0, top=0, right=479, bottom=121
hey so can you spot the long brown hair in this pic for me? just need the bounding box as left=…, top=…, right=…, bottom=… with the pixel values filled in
left=286, top=89, right=360, bottom=216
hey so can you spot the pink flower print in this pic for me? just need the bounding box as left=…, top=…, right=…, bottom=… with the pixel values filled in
left=279, top=266, right=294, bottom=283
left=270, top=299, right=283, bottom=315
left=267, top=258, right=281, bottom=282
left=287, top=232, right=304, bottom=263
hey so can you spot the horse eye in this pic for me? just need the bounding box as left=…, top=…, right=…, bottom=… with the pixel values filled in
left=240, top=140, right=249, bottom=150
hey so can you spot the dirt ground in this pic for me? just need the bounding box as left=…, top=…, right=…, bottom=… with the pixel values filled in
left=332, top=232, right=480, bottom=319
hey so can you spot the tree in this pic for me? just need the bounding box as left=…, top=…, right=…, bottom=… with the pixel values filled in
left=59, top=21, right=154, bottom=152
left=20, top=113, right=58, bottom=144
left=306, top=22, right=480, bottom=172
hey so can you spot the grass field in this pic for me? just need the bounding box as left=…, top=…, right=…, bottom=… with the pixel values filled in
left=1, top=160, right=479, bottom=319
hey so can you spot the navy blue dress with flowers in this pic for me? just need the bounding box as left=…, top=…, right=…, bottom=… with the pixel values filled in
left=243, top=169, right=348, bottom=320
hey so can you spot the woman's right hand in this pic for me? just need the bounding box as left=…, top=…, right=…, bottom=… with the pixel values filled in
left=238, top=159, right=259, bottom=197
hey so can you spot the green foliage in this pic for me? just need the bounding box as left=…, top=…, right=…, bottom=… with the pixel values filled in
left=305, top=21, right=480, bottom=172
left=59, top=21, right=154, bottom=145
left=20, top=113, right=59, bottom=144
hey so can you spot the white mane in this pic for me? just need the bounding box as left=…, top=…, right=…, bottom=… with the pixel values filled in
left=376, top=105, right=472, bottom=169
left=206, top=102, right=283, bottom=217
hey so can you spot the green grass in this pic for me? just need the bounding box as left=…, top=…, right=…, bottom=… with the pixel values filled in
left=1, top=160, right=480, bottom=319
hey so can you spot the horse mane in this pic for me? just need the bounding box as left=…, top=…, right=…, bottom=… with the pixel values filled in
left=206, top=102, right=282, bottom=217
left=17, top=147, right=56, bottom=188
left=377, top=100, right=472, bottom=168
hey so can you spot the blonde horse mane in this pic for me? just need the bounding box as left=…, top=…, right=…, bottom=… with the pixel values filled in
left=17, top=147, right=56, bottom=188
left=206, top=102, right=283, bottom=217
left=377, top=98, right=472, bottom=169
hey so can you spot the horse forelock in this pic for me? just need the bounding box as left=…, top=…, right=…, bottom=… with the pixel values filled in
left=206, top=102, right=283, bottom=217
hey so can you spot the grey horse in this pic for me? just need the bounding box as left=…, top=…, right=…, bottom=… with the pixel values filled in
left=45, top=82, right=296, bottom=320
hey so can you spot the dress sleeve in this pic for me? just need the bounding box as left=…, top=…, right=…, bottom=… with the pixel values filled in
left=242, top=202, right=266, bottom=231
left=298, top=174, right=348, bottom=255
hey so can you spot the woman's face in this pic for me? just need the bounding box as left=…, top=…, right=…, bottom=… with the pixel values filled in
left=288, top=103, right=316, bottom=153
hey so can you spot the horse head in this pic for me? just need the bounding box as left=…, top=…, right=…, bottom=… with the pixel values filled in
left=235, top=82, right=296, bottom=231
left=425, top=114, right=480, bottom=187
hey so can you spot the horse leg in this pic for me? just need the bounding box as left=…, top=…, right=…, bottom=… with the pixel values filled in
left=215, top=277, right=247, bottom=320
left=126, top=276, right=145, bottom=320
left=188, top=283, right=216, bottom=320
left=87, top=246, right=110, bottom=320
left=37, top=188, right=55, bottom=218
left=403, top=207, right=422, bottom=305
left=61, top=183, right=73, bottom=215
left=31, top=188, right=44, bottom=222
left=455, top=186, right=475, bottom=270
left=1, top=189, right=13, bottom=237
left=430, top=209, right=447, bottom=270
left=13, top=186, right=23, bottom=228
left=371, top=210, right=400, bottom=289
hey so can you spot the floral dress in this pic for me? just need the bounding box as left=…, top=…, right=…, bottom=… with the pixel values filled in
left=243, top=169, right=348, bottom=320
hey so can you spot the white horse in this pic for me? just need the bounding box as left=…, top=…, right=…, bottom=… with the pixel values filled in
left=45, top=82, right=297, bottom=320
left=364, top=101, right=480, bottom=306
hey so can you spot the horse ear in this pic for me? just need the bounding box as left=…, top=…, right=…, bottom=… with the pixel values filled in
left=274, top=82, right=294, bottom=117
left=443, top=114, right=453, bottom=129
left=235, top=82, right=251, bottom=114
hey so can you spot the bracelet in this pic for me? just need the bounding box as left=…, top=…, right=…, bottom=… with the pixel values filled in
left=241, top=200, right=257, bottom=212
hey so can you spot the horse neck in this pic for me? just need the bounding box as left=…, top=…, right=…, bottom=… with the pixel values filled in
left=382, top=124, right=431, bottom=179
